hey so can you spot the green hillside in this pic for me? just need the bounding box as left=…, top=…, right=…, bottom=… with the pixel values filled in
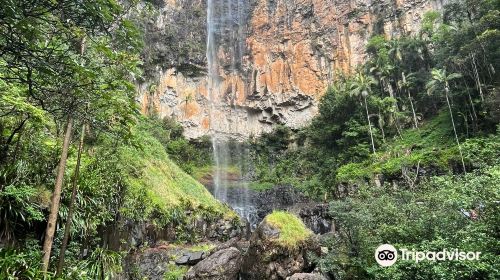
left=118, top=121, right=234, bottom=224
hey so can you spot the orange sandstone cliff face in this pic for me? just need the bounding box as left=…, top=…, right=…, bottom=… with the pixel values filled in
left=139, top=0, right=447, bottom=139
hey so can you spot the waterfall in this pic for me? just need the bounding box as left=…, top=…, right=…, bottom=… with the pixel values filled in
left=206, top=0, right=258, bottom=227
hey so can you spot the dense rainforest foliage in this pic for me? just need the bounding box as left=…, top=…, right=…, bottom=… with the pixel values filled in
left=243, top=0, right=500, bottom=279
left=0, top=0, right=499, bottom=279
left=0, top=0, right=232, bottom=279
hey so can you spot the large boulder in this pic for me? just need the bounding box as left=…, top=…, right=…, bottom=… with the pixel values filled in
left=184, top=247, right=242, bottom=280
left=252, top=186, right=333, bottom=234
left=240, top=211, right=318, bottom=280
left=253, top=185, right=309, bottom=221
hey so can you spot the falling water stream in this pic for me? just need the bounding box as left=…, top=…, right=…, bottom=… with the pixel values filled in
left=206, top=0, right=259, bottom=227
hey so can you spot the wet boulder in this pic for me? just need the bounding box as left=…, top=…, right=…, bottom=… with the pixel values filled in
left=174, top=251, right=206, bottom=265
left=184, top=247, right=242, bottom=280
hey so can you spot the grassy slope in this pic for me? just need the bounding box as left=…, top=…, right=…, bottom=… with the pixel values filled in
left=118, top=124, right=235, bottom=223
left=265, top=211, right=312, bottom=248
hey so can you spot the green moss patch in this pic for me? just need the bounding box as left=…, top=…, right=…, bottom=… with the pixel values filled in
left=164, top=264, right=188, bottom=280
left=264, top=211, right=312, bottom=249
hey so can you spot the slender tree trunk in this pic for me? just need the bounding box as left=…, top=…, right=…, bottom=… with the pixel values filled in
left=407, top=90, right=419, bottom=129
left=463, top=113, right=469, bottom=138
left=42, top=117, right=73, bottom=273
left=444, top=84, right=466, bottom=173
left=378, top=109, right=386, bottom=143
left=0, top=117, right=28, bottom=165
left=385, top=80, right=403, bottom=139
left=11, top=124, right=24, bottom=164
left=464, top=82, right=478, bottom=131
left=387, top=81, right=395, bottom=99
left=56, top=123, right=85, bottom=276
left=471, top=54, right=484, bottom=101
left=364, top=96, right=376, bottom=154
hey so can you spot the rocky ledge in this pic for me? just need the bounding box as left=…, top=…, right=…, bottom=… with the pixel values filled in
left=124, top=211, right=329, bottom=279
left=186, top=211, right=324, bottom=280
left=138, top=0, right=447, bottom=139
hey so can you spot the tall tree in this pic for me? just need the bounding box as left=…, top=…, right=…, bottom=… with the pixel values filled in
left=0, top=0, right=142, bottom=272
left=350, top=72, right=378, bottom=154
left=41, top=117, right=73, bottom=271
left=426, top=68, right=466, bottom=172
left=398, top=72, right=419, bottom=129
left=56, top=123, right=86, bottom=276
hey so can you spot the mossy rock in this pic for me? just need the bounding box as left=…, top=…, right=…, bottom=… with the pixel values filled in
left=263, top=211, right=312, bottom=249
left=240, top=211, right=317, bottom=280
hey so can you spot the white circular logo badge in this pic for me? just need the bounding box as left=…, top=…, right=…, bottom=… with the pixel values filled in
left=375, top=244, right=398, bottom=267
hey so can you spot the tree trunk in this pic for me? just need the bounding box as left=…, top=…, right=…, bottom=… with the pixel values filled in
left=364, top=96, right=376, bottom=154
left=0, top=117, right=28, bottom=165
left=378, top=108, right=386, bottom=143
left=387, top=80, right=395, bottom=99
left=385, top=79, right=403, bottom=138
left=56, top=123, right=85, bottom=276
left=464, top=83, right=478, bottom=131
left=471, top=54, right=484, bottom=101
left=42, top=117, right=73, bottom=272
left=11, top=127, right=24, bottom=164
left=444, top=84, right=466, bottom=173
left=463, top=113, right=469, bottom=138
left=407, top=90, right=419, bottom=129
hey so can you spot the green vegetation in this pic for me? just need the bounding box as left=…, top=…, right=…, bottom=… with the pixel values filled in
left=0, top=113, right=233, bottom=278
left=335, top=111, right=463, bottom=183
left=119, top=120, right=228, bottom=224
left=248, top=181, right=275, bottom=191
left=0, top=0, right=498, bottom=279
left=185, top=243, right=216, bottom=252
left=141, top=116, right=213, bottom=176
left=245, top=0, right=500, bottom=278
left=318, top=165, right=500, bottom=279
left=264, top=211, right=312, bottom=249
left=247, top=0, right=500, bottom=198
left=0, top=1, right=231, bottom=278
left=163, top=264, right=188, bottom=280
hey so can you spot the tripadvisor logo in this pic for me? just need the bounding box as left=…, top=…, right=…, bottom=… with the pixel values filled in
left=375, top=244, right=398, bottom=267
left=375, top=244, right=481, bottom=267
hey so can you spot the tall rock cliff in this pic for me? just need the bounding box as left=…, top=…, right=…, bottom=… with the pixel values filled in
left=138, top=0, right=447, bottom=139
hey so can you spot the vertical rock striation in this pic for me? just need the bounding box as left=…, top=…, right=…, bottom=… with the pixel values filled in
left=139, top=0, right=447, bottom=139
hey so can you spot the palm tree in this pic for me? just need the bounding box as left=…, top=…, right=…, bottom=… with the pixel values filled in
left=350, top=72, right=378, bottom=154
left=370, top=60, right=404, bottom=138
left=387, top=40, right=403, bottom=62
left=370, top=58, right=395, bottom=98
left=398, top=72, right=419, bottom=129
left=426, top=68, right=466, bottom=172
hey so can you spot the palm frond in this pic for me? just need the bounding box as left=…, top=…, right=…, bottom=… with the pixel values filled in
left=447, top=73, right=463, bottom=80
left=425, top=80, right=438, bottom=95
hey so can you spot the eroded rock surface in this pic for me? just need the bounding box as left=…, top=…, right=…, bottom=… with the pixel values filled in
left=139, top=0, right=447, bottom=139
left=185, top=247, right=243, bottom=280
left=253, top=185, right=333, bottom=234
left=127, top=248, right=170, bottom=280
